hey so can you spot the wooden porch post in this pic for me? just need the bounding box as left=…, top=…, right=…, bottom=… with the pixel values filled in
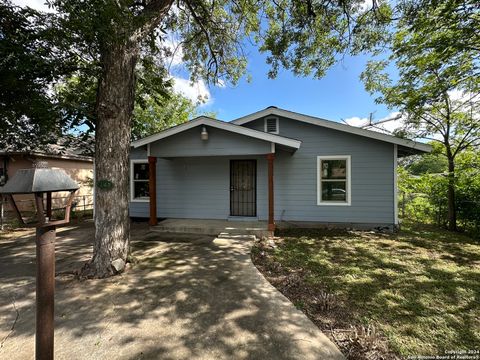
left=267, top=153, right=275, bottom=232
left=148, top=156, right=157, bottom=226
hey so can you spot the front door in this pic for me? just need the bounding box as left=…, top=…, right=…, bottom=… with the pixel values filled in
left=230, top=160, right=256, bottom=217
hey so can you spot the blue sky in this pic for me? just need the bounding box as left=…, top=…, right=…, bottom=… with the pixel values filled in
left=202, top=46, right=393, bottom=124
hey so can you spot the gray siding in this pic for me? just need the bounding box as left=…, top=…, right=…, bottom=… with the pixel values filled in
left=244, top=117, right=395, bottom=224
left=129, top=154, right=267, bottom=220
left=129, top=116, right=395, bottom=225
left=156, top=156, right=267, bottom=219
left=150, top=126, right=271, bottom=157
left=130, top=146, right=147, bottom=159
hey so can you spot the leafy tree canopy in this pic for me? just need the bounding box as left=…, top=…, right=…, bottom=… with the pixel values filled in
left=0, top=2, right=72, bottom=149
left=0, top=1, right=212, bottom=150
left=362, top=0, right=479, bottom=151
left=54, top=59, right=204, bottom=141
left=44, top=0, right=394, bottom=88
left=361, top=0, right=479, bottom=230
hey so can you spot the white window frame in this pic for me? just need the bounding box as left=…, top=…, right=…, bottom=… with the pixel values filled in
left=130, top=159, right=150, bottom=202
left=264, top=116, right=279, bottom=134
left=317, top=155, right=351, bottom=206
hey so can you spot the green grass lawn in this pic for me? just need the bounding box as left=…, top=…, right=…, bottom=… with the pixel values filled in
left=254, top=223, right=480, bottom=357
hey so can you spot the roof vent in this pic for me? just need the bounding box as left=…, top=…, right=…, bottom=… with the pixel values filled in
left=264, top=116, right=279, bottom=134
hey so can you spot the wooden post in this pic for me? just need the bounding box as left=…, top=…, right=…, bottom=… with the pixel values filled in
left=34, top=192, right=55, bottom=360
left=46, top=192, right=52, bottom=219
left=267, top=153, right=275, bottom=232
left=148, top=156, right=157, bottom=226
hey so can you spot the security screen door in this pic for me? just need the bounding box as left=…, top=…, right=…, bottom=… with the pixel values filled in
left=230, top=160, right=256, bottom=217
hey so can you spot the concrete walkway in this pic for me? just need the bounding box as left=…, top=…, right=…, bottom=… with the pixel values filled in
left=0, top=222, right=343, bottom=360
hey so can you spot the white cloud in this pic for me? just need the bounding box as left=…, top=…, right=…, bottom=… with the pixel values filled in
left=12, top=0, right=56, bottom=12
left=448, top=89, right=480, bottom=108
left=345, top=111, right=405, bottom=135
left=449, top=89, right=465, bottom=102
left=172, top=77, right=211, bottom=105
left=343, top=116, right=370, bottom=127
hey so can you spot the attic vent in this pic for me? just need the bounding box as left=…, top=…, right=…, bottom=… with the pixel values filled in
left=264, top=117, right=279, bottom=134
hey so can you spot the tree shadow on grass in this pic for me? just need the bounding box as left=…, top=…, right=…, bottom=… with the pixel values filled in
left=272, top=226, right=480, bottom=355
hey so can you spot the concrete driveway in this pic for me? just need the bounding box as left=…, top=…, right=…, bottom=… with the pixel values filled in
left=0, top=222, right=343, bottom=360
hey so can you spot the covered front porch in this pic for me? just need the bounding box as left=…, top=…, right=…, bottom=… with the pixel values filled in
left=145, top=153, right=277, bottom=234
left=129, top=117, right=301, bottom=234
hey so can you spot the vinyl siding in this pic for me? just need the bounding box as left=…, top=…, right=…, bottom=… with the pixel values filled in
left=150, top=126, right=271, bottom=157
left=129, top=155, right=267, bottom=219
left=244, top=116, right=394, bottom=224
left=129, top=116, right=395, bottom=225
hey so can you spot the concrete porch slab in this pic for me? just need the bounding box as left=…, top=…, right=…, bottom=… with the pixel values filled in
left=151, top=218, right=272, bottom=238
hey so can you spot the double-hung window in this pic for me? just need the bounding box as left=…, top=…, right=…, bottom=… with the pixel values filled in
left=317, top=156, right=351, bottom=205
left=130, top=160, right=150, bottom=202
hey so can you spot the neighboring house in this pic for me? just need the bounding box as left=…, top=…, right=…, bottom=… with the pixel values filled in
left=0, top=148, right=93, bottom=213
left=129, top=106, right=431, bottom=230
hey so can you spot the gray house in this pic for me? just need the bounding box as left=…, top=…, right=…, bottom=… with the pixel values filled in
left=129, top=107, right=430, bottom=231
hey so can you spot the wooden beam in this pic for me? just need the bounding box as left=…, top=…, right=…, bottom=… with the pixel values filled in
left=148, top=156, right=157, bottom=226
left=267, top=153, right=275, bottom=232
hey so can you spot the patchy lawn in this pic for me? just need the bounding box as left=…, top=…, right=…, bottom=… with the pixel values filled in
left=252, top=223, right=480, bottom=359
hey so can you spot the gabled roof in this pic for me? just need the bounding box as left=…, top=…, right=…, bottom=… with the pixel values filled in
left=131, top=116, right=302, bottom=149
left=232, top=107, right=432, bottom=153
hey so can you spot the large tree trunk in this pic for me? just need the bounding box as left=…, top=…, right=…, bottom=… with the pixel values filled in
left=84, top=41, right=139, bottom=278
left=446, top=154, right=457, bottom=232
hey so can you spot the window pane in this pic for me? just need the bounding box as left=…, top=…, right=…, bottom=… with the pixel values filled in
left=134, top=163, right=149, bottom=180
left=322, top=181, right=346, bottom=201
left=321, top=159, right=346, bottom=179
left=134, top=181, right=149, bottom=198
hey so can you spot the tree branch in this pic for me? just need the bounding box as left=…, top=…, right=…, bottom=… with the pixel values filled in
left=131, top=0, right=175, bottom=42
left=183, top=0, right=219, bottom=79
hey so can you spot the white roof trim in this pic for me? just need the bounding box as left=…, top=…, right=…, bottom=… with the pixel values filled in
left=232, top=107, right=432, bottom=153
left=131, top=116, right=302, bottom=149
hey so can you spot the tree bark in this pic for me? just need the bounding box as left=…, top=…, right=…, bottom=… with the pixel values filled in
left=84, top=41, right=139, bottom=278
left=446, top=153, right=457, bottom=232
